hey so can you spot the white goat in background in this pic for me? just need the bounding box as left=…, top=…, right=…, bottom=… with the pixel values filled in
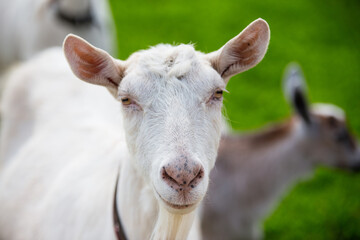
left=0, top=19, right=270, bottom=240
left=201, top=64, right=360, bottom=240
left=0, top=0, right=115, bottom=72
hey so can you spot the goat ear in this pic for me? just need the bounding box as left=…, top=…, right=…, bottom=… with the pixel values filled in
left=283, top=63, right=311, bottom=125
left=207, top=18, right=270, bottom=82
left=63, top=34, right=125, bottom=97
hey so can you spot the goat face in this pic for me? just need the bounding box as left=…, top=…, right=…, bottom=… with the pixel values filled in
left=63, top=18, right=270, bottom=213
left=118, top=45, right=226, bottom=213
left=309, top=104, right=360, bottom=171
left=63, top=40, right=223, bottom=212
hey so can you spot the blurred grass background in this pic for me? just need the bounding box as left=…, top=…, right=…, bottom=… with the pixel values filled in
left=109, top=0, right=360, bottom=239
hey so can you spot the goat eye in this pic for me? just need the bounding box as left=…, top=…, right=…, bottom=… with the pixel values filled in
left=212, top=89, right=223, bottom=100
left=121, top=97, right=132, bottom=105
left=327, top=116, right=338, bottom=128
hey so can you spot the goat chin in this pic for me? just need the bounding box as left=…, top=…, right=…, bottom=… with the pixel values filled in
left=151, top=205, right=196, bottom=240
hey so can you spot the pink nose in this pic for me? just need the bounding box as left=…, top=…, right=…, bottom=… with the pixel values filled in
left=161, top=157, right=204, bottom=193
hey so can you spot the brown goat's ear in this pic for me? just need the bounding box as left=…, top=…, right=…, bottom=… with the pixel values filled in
left=63, top=34, right=125, bottom=96
left=283, top=63, right=311, bottom=125
left=207, top=18, right=270, bottom=82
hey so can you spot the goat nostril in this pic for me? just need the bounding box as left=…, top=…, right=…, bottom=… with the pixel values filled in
left=162, top=167, right=179, bottom=185
left=161, top=163, right=204, bottom=190
left=189, top=167, right=204, bottom=187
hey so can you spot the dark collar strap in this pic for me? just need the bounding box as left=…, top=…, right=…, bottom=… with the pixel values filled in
left=113, top=172, right=128, bottom=240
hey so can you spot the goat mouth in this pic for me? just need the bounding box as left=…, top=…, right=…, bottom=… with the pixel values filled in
left=155, top=190, right=196, bottom=210
left=162, top=199, right=195, bottom=210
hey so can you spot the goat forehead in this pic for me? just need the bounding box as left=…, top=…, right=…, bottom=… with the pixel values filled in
left=311, top=103, right=345, bottom=120
left=120, top=44, right=223, bottom=102
left=126, top=44, right=212, bottom=80
left=135, top=44, right=195, bottom=66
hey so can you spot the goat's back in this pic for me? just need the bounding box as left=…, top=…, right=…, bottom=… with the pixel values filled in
left=0, top=48, right=126, bottom=240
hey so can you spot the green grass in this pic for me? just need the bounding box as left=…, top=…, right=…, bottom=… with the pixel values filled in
left=108, top=0, right=360, bottom=238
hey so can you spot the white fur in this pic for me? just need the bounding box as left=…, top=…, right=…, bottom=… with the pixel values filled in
left=0, top=48, right=123, bottom=240
left=0, top=18, right=270, bottom=240
left=0, top=0, right=115, bottom=72
left=312, top=103, right=345, bottom=120
left=0, top=46, right=222, bottom=239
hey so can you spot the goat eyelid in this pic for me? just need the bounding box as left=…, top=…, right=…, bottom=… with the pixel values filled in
left=207, top=87, right=226, bottom=103
left=121, top=97, right=132, bottom=105
left=213, top=90, right=223, bottom=99
left=117, top=94, right=140, bottom=109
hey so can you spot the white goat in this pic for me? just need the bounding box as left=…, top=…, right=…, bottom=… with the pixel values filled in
left=0, top=19, right=270, bottom=240
left=201, top=64, right=360, bottom=240
left=0, top=0, right=115, bottom=72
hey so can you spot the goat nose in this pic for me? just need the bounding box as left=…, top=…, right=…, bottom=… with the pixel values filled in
left=161, top=160, right=204, bottom=192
